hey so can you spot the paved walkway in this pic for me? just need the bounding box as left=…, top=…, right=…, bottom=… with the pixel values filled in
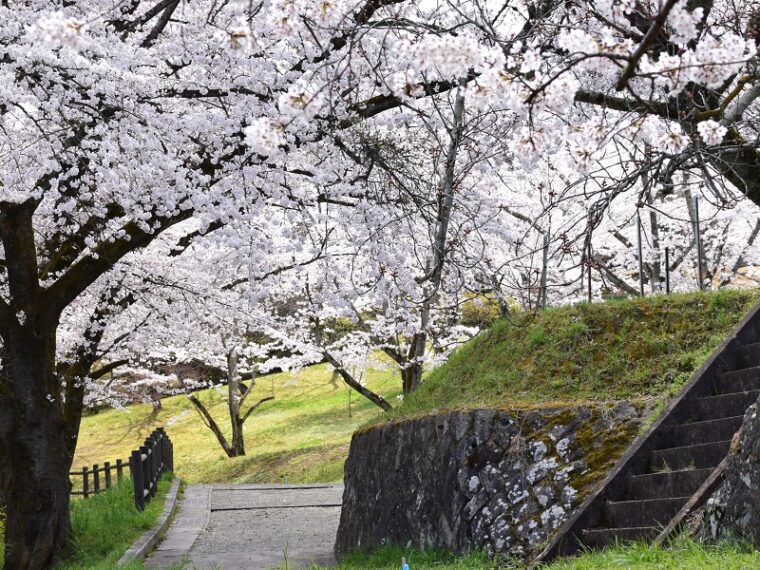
left=145, top=484, right=343, bottom=570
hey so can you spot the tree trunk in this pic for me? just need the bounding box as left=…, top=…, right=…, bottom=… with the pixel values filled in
left=401, top=366, right=417, bottom=395
left=227, top=349, right=245, bottom=457
left=402, top=333, right=425, bottom=395
left=647, top=193, right=662, bottom=293
left=0, top=323, right=73, bottom=570
left=229, top=416, right=245, bottom=457
left=184, top=390, right=236, bottom=458
left=402, top=85, right=466, bottom=396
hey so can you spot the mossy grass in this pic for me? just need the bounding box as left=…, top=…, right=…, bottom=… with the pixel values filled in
left=0, top=475, right=171, bottom=569
left=376, top=290, right=760, bottom=425
left=74, top=290, right=759, bottom=484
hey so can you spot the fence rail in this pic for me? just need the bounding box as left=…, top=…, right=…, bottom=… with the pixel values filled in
left=68, top=427, right=174, bottom=511
left=129, top=427, right=174, bottom=511
left=69, top=459, right=126, bottom=497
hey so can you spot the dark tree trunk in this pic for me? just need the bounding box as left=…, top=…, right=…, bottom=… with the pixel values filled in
left=0, top=201, right=77, bottom=570
left=0, top=323, right=74, bottom=570
left=401, top=366, right=415, bottom=395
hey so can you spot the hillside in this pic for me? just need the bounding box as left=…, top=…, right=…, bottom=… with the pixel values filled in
left=74, top=363, right=400, bottom=484
left=383, top=290, right=760, bottom=422
left=75, top=290, right=760, bottom=485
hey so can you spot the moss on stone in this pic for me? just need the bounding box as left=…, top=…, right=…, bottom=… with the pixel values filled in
left=568, top=412, right=642, bottom=492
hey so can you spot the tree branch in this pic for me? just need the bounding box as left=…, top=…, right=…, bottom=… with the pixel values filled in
left=44, top=211, right=192, bottom=317
left=178, top=376, right=233, bottom=456
left=574, top=89, right=673, bottom=118
left=141, top=0, right=180, bottom=47
left=241, top=396, right=275, bottom=424
left=615, top=0, right=679, bottom=91
left=89, top=359, right=129, bottom=380
left=322, top=350, right=391, bottom=411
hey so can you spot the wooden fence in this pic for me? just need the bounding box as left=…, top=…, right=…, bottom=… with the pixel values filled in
left=129, top=427, right=174, bottom=511
left=68, top=427, right=174, bottom=511
left=69, top=459, right=127, bottom=497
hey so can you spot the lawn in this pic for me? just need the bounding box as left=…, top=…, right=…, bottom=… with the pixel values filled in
left=0, top=476, right=171, bottom=570
left=74, top=359, right=401, bottom=484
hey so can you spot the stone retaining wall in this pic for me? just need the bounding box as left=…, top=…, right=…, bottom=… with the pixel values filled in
left=335, top=403, right=645, bottom=560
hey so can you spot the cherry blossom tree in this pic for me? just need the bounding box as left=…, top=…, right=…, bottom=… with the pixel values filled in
left=0, top=2, right=462, bottom=567
left=2, top=2, right=758, bottom=568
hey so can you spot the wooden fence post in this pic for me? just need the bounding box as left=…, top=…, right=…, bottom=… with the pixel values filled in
left=141, top=444, right=152, bottom=500
left=93, top=464, right=100, bottom=494
left=82, top=466, right=89, bottom=499
left=116, top=458, right=124, bottom=482
left=157, top=428, right=167, bottom=471
left=104, top=461, right=112, bottom=489
left=152, top=433, right=159, bottom=497
left=130, top=449, right=145, bottom=511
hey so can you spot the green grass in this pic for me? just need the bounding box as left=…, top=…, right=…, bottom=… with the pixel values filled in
left=302, top=547, right=499, bottom=569
left=309, top=539, right=760, bottom=569
left=75, top=360, right=400, bottom=484
left=0, top=476, right=171, bottom=570
left=546, top=538, right=760, bottom=569
left=382, top=290, right=760, bottom=422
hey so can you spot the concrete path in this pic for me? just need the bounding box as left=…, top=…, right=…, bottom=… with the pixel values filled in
left=145, top=484, right=344, bottom=570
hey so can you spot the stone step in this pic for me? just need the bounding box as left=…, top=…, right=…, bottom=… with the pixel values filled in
left=740, top=342, right=760, bottom=368
left=605, top=497, right=689, bottom=528
left=688, top=390, right=760, bottom=422
left=661, top=416, right=744, bottom=448
left=716, top=367, right=760, bottom=394
left=582, top=526, right=658, bottom=548
left=650, top=440, right=731, bottom=472
left=626, top=468, right=712, bottom=501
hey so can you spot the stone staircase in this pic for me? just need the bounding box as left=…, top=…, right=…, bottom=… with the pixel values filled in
left=537, top=302, right=760, bottom=562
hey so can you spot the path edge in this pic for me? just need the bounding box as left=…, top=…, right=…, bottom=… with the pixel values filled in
left=117, top=476, right=183, bottom=567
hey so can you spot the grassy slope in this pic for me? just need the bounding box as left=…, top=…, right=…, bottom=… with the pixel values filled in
left=0, top=476, right=171, bottom=570
left=76, top=290, right=760, bottom=485
left=385, top=290, right=760, bottom=422
left=75, top=362, right=400, bottom=484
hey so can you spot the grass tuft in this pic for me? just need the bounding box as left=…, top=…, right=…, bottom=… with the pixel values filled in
left=303, top=546, right=501, bottom=569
